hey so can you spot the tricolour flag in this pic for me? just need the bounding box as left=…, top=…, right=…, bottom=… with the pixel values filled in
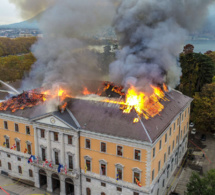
left=10, top=144, right=16, bottom=150
left=135, top=177, right=142, bottom=187
left=58, top=164, right=63, bottom=173
left=28, top=155, right=36, bottom=163
left=116, top=172, right=119, bottom=182
left=64, top=164, right=67, bottom=174
left=49, top=161, right=53, bottom=168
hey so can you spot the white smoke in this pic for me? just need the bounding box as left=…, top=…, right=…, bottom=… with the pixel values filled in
left=110, top=0, right=215, bottom=91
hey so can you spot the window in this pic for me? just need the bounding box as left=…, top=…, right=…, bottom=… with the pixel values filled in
left=134, top=172, right=140, bottom=184
left=5, top=137, right=10, bottom=148
left=159, top=140, right=162, bottom=150
left=134, top=193, right=139, bottom=195
left=7, top=154, right=10, bottom=158
left=101, top=193, right=106, bottom=195
left=16, top=140, right=20, bottom=151
left=117, top=187, right=122, bottom=192
left=153, top=147, right=156, bottom=158
left=86, top=178, right=91, bottom=182
left=4, top=121, right=8, bottom=129
left=117, top=146, right=123, bottom=156
left=54, top=132, right=59, bottom=141
left=68, top=155, right=73, bottom=170
left=117, top=167, right=123, bottom=180
left=152, top=169, right=154, bottom=181
left=17, top=157, right=21, bottom=161
left=134, top=149, right=141, bottom=160
left=8, top=162, right=11, bottom=170
left=101, top=142, right=106, bottom=153
left=26, top=126, right=30, bottom=135
left=164, top=153, right=166, bottom=163
left=165, top=133, right=167, bottom=143
left=18, top=166, right=22, bottom=174
left=176, top=135, right=178, bottom=144
left=174, top=123, right=175, bottom=131
left=185, top=110, right=187, bottom=117
left=29, top=169, right=33, bottom=177
left=172, top=141, right=175, bottom=150
left=182, top=113, right=184, bottom=121
left=101, top=164, right=106, bottom=176
left=168, top=146, right=171, bottom=155
left=86, top=188, right=91, bottom=195
left=86, top=160, right=91, bottom=171
left=101, top=182, right=106, bottom=187
left=42, top=148, right=46, bottom=161
left=27, top=143, right=32, bottom=155
left=169, top=127, right=172, bottom=136
left=55, top=151, right=59, bottom=165
left=177, top=118, right=179, bottom=126
left=68, top=135, right=73, bottom=145
left=158, top=161, right=161, bottom=172
left=15, top=123, right=19, bottom=132
left=86, top=139, right=91, bottom=149
left=41, top=129, right=45, bottom=138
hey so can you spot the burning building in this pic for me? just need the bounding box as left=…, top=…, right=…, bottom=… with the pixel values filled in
left=0, top=83, right=192, bottom=195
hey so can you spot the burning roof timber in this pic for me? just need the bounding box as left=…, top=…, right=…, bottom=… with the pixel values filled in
left=0, top=86, right=192, bottom=143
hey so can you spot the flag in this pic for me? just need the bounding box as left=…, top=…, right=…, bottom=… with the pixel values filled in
left=135, top=177, right=142, bottom=187
left=58, top=164, right=63, bottom=173
left=24, top=148, right=27, bottom=153
left=116, top=172, right=119, bottom=182
left=85, top=163, right=87, bottom=173
left=3, top=142, right=6, bottom=146
left=64, top=164, right=67, bottom=174
left=49, top=161, right=53, bottom=168
left=45, top=159, right=48, bottom=164
left=28, top=155, right=36, bottom=163
left=10, top=144, right=16, bottom=150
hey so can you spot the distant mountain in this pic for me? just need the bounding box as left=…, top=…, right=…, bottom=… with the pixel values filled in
left=0, top=12, right=43, bottom=29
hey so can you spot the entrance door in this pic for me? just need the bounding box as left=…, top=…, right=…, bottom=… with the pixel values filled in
left=39, top=169, right=47, bottom=189
left=52, top=173, right=60, bottom=194
left=65, top=178, right=74, bottom=195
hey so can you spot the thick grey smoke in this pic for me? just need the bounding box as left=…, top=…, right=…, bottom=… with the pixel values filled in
left=19, top=0, right=115, bottom=92
left=110, top=0, right=215, bottom=91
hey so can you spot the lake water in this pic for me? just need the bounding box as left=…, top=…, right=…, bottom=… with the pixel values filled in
left=186, top=40, right=215, bottom=53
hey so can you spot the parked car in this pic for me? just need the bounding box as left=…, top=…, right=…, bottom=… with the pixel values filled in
left=191, top=128, right=196, bottom=135
left=201, top=134, right=206, bottom=141
left=189, top=122, right=194, bottom=128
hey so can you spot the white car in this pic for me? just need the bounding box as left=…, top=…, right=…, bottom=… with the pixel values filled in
left=189, top=122, right=194, bottom=128
left=191, top=128, right=196, bottom=135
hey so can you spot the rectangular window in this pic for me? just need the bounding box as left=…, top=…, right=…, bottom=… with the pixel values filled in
left=158, top=160, right=161, bottom=172
left=117, top=187, right=122, bottom=192
left=54, top=132, right=59, bottom=141
left=27, top=144, right=32, bottom=155
left=182, top=113, right=184, bottom=121
left=134, top=149, right=141, bottom=160
left=169, top=128, right=172, bottom=136
left=41, top=129, right=45, bottom=138
left=68, top=155, right=73, bottom=170
left=17, top=157, right=21, bottom=161
left=185, top=110, right=187, bottom=117
left=117, top=167, right=122, bottom=180
left=7, top=154, right=10, bottom=158
left=168, top=146, right=171, bottom=155
left=5, top=138, right=10, bottom=148
left=174, top=123, right=176, bottom=130
left=153, top=147, right=156, bottom=158
left=101, top=142, right=106, bottom=153
left=68, top=135, right=73, bottom=145
left=4, top=121, right=8, bottom=129
left=165, top=133, right=167, bottom=143
left=159, top=140, right=162, bottom=150
left=26, top=126, right=30, bottom=135
left=42, top=148, right=46, bottom=161
left=16, top=141, right=20, bottom=151
left=55, top=151, right=59, bottom=165
left=176, top=135, right=178, bottom=144
left=117, top=146, right=123, bottom=156
left=8, top=163, right=11, bottom=170
left=86, top=139, right=91, bottom=149
left=172, top=141, right=175, bottom=150
left=101, top=164, right=106, bottom=176
left=86, top=178, right=91, bottom=182
left=86, top=160, right=91, bottom=171
left=164, top=153, right=166, bottom=163
left=152, top=169, right=154, bottom=181
left=15, top=123, right=19, bottom=132
left=134, top=172, right=140, bottom=184
left=101, top=182, right=106, bottom=187
left=29, top=169, right=33, bottom=177
left=134, top=193, right=139, bottom=195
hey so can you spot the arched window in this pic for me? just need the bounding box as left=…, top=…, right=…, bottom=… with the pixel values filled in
left=86, top=188, right=91, bottom=195
left=101, top=193, right=106, bottom=195
left=18, top=166, right=22, bottom=174
left=8, top=162, right=11, bottom=170
left=29, top=169, right=33, bottom=177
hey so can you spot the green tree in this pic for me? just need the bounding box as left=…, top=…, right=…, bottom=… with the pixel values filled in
left=187, top=169, right=215, bottom=195
left=179, top=53, right=215, bottom=97
left=192, top=83, right=215, bottom=132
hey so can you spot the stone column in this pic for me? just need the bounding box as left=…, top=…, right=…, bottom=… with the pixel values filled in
left=47, top=131, right=51, bottom=161
left=34, top=127, right=39, bottom=157
left=60, top=133, right=65, bottom=165
left=60, top=175, right=66, bottom=195
left=46, top=172, right=53, bottom=192
left=34, top=167, right=40, bottom=188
